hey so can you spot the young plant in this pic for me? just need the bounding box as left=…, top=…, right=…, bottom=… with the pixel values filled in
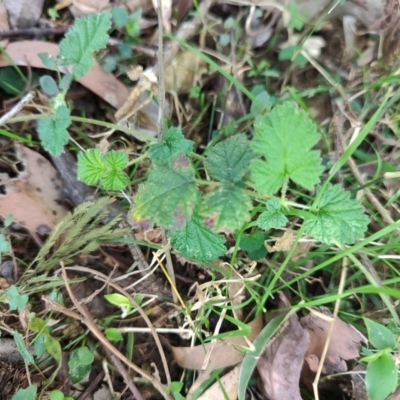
left=361, top=318, right=398, bottom=400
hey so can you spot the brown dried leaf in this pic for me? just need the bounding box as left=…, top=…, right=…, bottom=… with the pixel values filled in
left=0, top=0, right=10, bottom=47
left=69, top=0, right=110, bottom=17
left=256, top=314, right=310, bottom=400
left=300, top=307, right=367, bottom=375
left=164, top=50, right=207, bottom=94
left=0, top=145, right=68, bottom=233
left=0, top=41, right=129, bottom=109
left=4, top=0, right=44, bottom=28
left=265, top=230, right=293, bottom=253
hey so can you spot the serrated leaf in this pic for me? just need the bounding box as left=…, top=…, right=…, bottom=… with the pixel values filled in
left=40, top=75, right=59, bottom=96
left=132, top=153, right=198, bottom=228
left=149, top=127, right=194, bottom=162
left=364, top=318, right=396, bottom=350
left=171, top=213, right=226, bottom=262
left=58, top=12, right=111, bottom=78
left=105, top=150, right=128, bottom=169
left=13, top=331, right=34, bottom=364
left=77, top=149, right=107, bottom=186
left=100, top=169, right=129, bottom=191
left=38, top=104, right=71, bottom=156
left=257, top=197, right=288, bottom=230
left=200, top=185, right=252, bottom=231
left=303, top=184, right=369, bottom=245
left=204, top=134, right=253, bottom=183
left=366, top=353, right=397, bottom=400
left=7, top=285, right=28, bottom=311
left=250, top=102, right=323, bottom=194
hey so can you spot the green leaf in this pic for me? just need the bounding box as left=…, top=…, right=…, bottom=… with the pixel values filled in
left=200, top=185, right=252, bottom=231
left=204, top=134, right=253, bottom=183
left=257, top=197, right=288, bottom=230
left=44, top=335, right=62, bottom=362
left=126, top=9, right=141, bottom=38
left=105, top=150, right=128, bottom=170
left=106, top=328, right=123, bottom=342
left=11, top=385, right=37, bottom=400
left=239, top=230, right=267, bottom=260
left=364, top=318, right=396, bottom=350
left=111, top=6, right=129, bottom=28
left=38, top=53, right=57, bottom=70
left=100, top=169, right=129, bottom=191
left=0, top=233, right=10, bottom=254
left=13, top=330, right=34, bottom=364
left=38, top=104, right=71, bottom=156
left=303, top=184, right=369, bottom=245
left=34, top=333, right=46, bottom=358
left=250, top=101, right=323, bottom=194
left=149, top=127, right=194, bottom=163
left=366, top=353, right=397, bottom=400
left=50, top=390, right=64, bottom=400
left=68, top=346, right=94, bottom=384
left=58, top=12, right=111, bottom=78
left=4, top=214, right=13, bottom=227
left=7, top=285, right=28, bottom=311
left=77, top=149, right=107, bottom=186
left=40, top=75, right=59, bottom=96
left=104, top=293, right=132, bottom=307
left=132, top=154, right=198, bottom=228
left=59, top=73, right=73, bottom=90
left=171, top=213, right=226, bottom=262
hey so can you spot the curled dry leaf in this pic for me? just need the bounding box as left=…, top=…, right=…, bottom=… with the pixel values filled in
left=265, top=230, right=293, bottom=253
left=0, top=145, right=68, bottom=233
left=300, top=307, right=367, bottom=385
left=257, top=314, right=310, bottom=400
left=0, top=41, right=129, bottom=109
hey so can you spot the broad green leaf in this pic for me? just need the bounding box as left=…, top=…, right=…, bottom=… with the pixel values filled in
left=238, top=315, right=286, bottom=400
left=100, top=169, right=129, bottom=191
left=257, top=197, right=288, bottom=230
left=50, top=390, right=64, bottom=400
left=59, top=73, right=73, bottom=90
left=239, top=230, right=268, bottom=260
left=13, top=330, right=34, bottom=364
left=303, top=184, right=369, bottom=245
left=77, top=149, right=107, bottom=185
left=200, top=185, right=252, bottom=231
left=7, top=285, right=28, bottom=311
left=111, top=6, right=129, bottom=28
left=34, top=333, right=46, bottom=358
left=149, top=127, right=194, bottom=162
left=40, top=75, right=59, bottom=96
left=11, top=385, right=37, bottom=400
left=132, top=154, right=198, bottom=228
left=104, top=293, right=132, bottom=307
left=68, top=346, right=94, bottom=384
left=38, top=104, right=71, bottom=156
left=250, top=101, right=323, bottom=194
left=366, top=353, right=397, bottom=400
left=204, top=134, right=253, bottom=183
left=364, top=318, right=396, bottom=350
left=171, top=213, right=226, bottom=262
left=59, top=12, right=111, bottom=78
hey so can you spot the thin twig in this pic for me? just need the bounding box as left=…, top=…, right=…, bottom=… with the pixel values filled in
left=0, top=27, right=68, bottom=38
left=156, top=0, right=177, bottom=303
left=60, top=263, right=172, bottom=400
left=63, top=265, right=172, bottom=387
left=0, top=91, right=36, bottom=126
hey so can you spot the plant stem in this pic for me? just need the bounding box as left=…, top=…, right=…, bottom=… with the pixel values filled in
left=126, top=152, right=148, bottom=166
